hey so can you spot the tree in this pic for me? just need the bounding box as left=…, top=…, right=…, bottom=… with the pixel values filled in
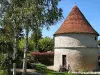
left=38, top=37, right=54, bottom=52
left=0, top=28, right=13, bottom=75
left=0, top=0, right=10, bottom=19
left=18, top=0, right=63, bottom=74
left=18, top=38, right=35, bottom=52
left=4, top=11, right=24, bottom=75
left=3, top=0, right=63, bottom=75
left=31, top=28, right=42, bottom=51
left=0, top=0, right=24, bottom=75
left=2, top=1, right=24, bottom=75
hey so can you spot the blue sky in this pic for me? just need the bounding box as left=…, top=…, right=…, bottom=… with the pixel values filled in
left=42, top=0, right=100, bottom=39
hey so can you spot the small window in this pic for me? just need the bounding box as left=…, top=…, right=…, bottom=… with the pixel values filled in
left=95, top=37, right=97, bottom=40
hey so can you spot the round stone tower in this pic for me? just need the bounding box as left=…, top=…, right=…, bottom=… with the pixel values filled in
left=54, top=6, right=99, bottom=72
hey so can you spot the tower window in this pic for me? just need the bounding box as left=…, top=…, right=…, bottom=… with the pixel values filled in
left=95, top=37, right=97, bottom=40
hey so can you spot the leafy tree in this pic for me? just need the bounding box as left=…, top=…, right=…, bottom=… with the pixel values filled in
left=3, top=0, right=63, bottom=74
left=28, top=38, right=35, bottom=52
left=0, top=28, right=13, bottom=75
left=38, top=37, right=54, bottom=52
left=18, top=38, right=34, bottom=52
left=1, top=1, right=24, bottom=75
left=31, top=28, right=42, bottom=51
left=4, top=13, right=24, bottom=75
left=16, top=0, right=63, bottom=74
left=0, top=0, right=24, bottom=75
left=0, top=0, right=10, bottom=19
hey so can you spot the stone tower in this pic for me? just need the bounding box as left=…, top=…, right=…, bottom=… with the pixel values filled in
left=54, top=6, right=99, bottom=72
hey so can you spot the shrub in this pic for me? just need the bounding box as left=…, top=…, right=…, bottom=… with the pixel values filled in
left=34, top=63, right=48, bottom=73
left=34, top=63, right=56, bottom=74
left=31, top=52, right=54, bottom=65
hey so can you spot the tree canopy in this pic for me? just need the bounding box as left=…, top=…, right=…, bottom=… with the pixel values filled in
left=0, top=0, right=63, bottom=74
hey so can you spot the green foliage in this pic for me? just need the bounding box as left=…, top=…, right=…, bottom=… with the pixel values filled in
left=0, top=54, right=7, bottom=69
left=31, top=28, right=42, bottom=50
left=0, top=0, right=10, bottom=19
left=38, top=37, right=54, bottom=52
left=5, top=0, right=63, bottom=31
left=18, top=38, right=35, bottom=51
left=32, top=63, right=100, bottom=75
left=0, top=20, right=3, bottom=26
left=34, top=63, right=57, bottom=74
left=98, top=40, right=100, bottom=46
left=49, top=72, right=66, bottom=75
left=0, top=70, right=7, bottom=75
left=33, top=64, right=94, bottom=75
left=18, top=39, right=25, bottom=49
left=18, top=36, right=54, bottom=52
left=0, top=53, right=12, bottom=75
left=0, top=0, right=63, bottom=74
left=28, top=38, right=35, bottom=51
left=2, top=0, right=62, bottom=53
left=32, top=52, right=54, bottom=65
left=46, top=72, right=99, bottom=75
left=34, top=63, right=48, bottom=73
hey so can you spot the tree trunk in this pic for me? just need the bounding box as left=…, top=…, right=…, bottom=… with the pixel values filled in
left=13, top=63, right=16, bottom=75
left=13, top=32, right=17, bottom=75
left=22, top=25, right=28, bottom=75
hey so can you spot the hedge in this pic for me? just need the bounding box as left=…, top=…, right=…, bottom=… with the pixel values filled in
left=31, top=52, right=54, bottom=65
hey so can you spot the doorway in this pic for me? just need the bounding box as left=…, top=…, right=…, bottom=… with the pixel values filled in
left=62, top=55, right=66, bottom=66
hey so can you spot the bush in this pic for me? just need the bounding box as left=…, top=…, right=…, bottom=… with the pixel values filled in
left=34, top=63, right=56, bottom=74
left=31, top=52, right=54, bottom=65
left=34, top=63, right=48, bottom=73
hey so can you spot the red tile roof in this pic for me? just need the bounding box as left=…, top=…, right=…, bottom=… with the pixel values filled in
left=54, top=6, right=99, bottom=36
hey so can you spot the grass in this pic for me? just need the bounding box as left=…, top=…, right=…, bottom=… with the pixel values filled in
left=0, top=70, right=7, bottom=75
left=33, top=63, right=100, bottom=75
left=46, top=72, right=100, bottom=75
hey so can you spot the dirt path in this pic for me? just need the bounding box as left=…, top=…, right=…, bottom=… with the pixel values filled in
left=11, top=69, right=44, bottom=75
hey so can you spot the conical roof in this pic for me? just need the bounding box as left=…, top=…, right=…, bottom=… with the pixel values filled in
left=54, top=6, right=99, bottom=36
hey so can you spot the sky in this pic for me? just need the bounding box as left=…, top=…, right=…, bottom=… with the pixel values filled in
left=42, top=0, right=100, bottom=40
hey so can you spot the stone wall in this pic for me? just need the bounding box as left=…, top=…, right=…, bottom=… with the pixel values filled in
left=54, top=33, right=98, bottom=71
left=54, top=34, right=98, bottom=47
left=54, top=48, right=98, bottom=72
